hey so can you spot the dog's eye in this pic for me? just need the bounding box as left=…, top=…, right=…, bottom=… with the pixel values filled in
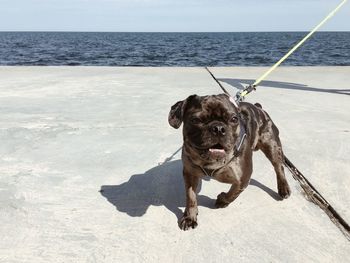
left=230, top=115, right=239, bottom=124
left=190, top=117, right=201, bottom=125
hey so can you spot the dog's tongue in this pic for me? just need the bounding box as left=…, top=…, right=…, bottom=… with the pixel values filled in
left=209, top=148, right=226, bottom=158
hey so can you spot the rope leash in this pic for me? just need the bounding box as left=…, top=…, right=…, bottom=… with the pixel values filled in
left=205, top=67, right=239, bottom=107
left=233, top=0, right=348, bottom=102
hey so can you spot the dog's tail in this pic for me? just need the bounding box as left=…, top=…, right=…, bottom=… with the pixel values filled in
left=254, top=103, right=262, bottom=109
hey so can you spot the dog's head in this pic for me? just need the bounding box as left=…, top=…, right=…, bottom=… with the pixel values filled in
left=168, top=94, right=243, bottom=167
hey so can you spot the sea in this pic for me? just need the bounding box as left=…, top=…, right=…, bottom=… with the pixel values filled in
left=0, top=32, right=349, bottom=66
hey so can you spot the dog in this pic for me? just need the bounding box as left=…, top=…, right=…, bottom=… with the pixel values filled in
left=168, top=94, right=291, bottom=230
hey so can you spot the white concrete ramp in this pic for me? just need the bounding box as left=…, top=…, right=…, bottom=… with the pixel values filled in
left=0, top=67, right=349, bottom=262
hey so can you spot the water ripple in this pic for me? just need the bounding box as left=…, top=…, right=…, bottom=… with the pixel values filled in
left=0, top=32, right=349, bottom=66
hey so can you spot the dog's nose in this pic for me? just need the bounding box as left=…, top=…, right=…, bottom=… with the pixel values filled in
left=211, top=124, right=226, bottom=136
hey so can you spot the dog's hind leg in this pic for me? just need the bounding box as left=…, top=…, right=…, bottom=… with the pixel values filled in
left=258, top=130, right=291, bottom=199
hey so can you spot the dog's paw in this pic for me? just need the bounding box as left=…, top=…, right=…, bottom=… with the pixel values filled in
left=179, top=215, right=198, bottom=231
left=278, top=183, right=291, bottom=199
left=215, top=192, right=230, bottom=208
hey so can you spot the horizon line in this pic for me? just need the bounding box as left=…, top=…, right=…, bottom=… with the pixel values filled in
left=0, top=30, right=349, bottom=33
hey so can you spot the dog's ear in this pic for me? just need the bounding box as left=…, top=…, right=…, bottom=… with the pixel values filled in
left=168, top=95, right=197, bottom=129
left=254, top=102, right=262, bottom=109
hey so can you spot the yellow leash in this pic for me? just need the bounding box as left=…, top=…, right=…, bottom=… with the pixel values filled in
left=236, top=0, right=348, bottom=101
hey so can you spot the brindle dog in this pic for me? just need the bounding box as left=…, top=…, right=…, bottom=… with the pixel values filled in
left=168, top=94, right=291, bottom=230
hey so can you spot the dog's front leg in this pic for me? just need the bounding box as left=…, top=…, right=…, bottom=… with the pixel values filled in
left=179, top=170, right=200, bottom=230
left=215, top=183, right=244, bottom=208
left=215, top=172, right=250, bottom=209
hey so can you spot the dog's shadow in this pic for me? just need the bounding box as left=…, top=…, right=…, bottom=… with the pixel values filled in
left=100, top=159, right=281, bottom=220
left=100, top=160, right=213, bottom=219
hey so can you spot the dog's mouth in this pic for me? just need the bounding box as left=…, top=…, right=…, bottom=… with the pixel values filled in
left=189, top=142, right=229, bottom=160
left=208, top=143, right=226, bottom=158
left=209, top=143, right=225, bottom=153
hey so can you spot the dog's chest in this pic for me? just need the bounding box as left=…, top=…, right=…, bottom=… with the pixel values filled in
left=212, top=165, right=241, bottom=184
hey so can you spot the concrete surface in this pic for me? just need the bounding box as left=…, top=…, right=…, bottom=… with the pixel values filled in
left=0, top=66, right=349, bottom=262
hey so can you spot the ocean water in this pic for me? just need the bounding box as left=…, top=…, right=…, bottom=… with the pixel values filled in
left=0, top=32, right=349, bottom=66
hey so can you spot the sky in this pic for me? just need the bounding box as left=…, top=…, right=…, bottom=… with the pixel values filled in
left=0, top=0, right=349, bottom=32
